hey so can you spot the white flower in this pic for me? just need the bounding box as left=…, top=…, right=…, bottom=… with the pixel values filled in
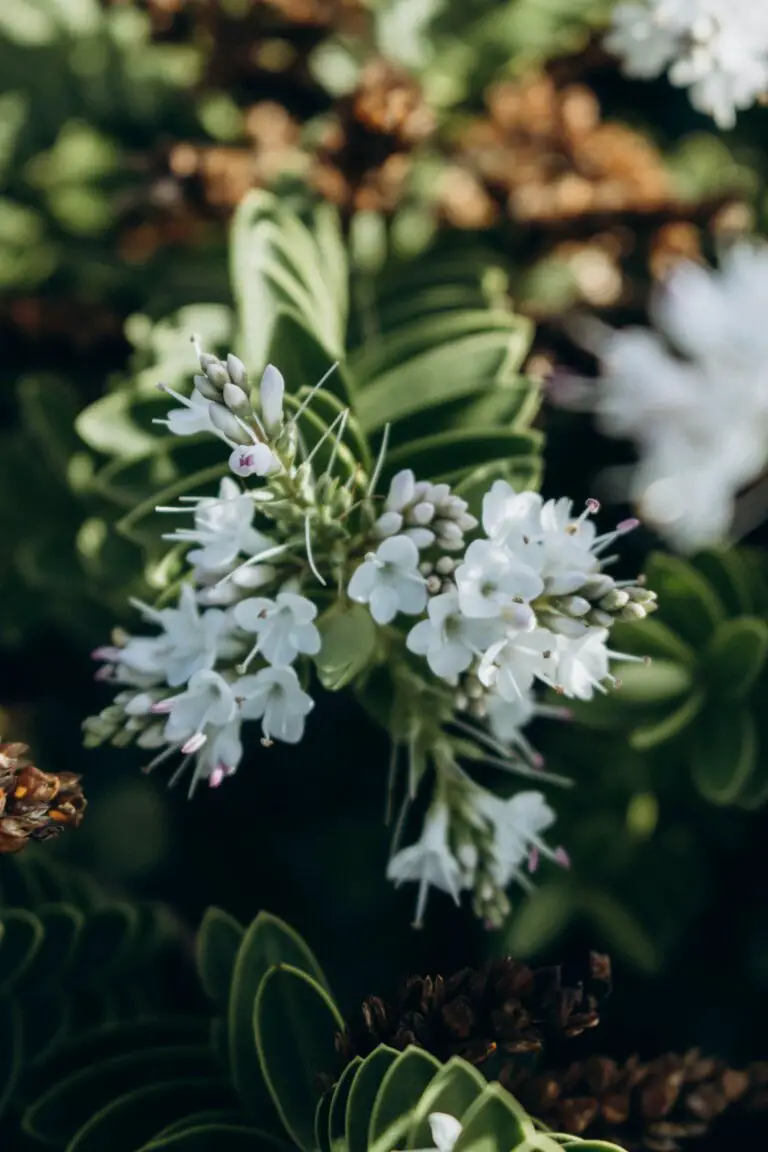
left=259, top=364, right=285, bottom=432
left=229, top=442, right=279, bottom=479
left=348, top=535, right=428, bottom=624
left=473, top=790, right=559, bottom=888
left=555, top=629, right=612, bottom=699
left=233, top=592, right=321, bottom=668
left=236, top=665, right=314, bottom=743
left=406, top=590, right=498, bottom=684
left=386, top=804, right=465, bottom=928
left=119, top=585, right=238, bottom=688
left=192, top=719, right=243, bottom=790
left=157, top=669, right=239, bottom=751
left=482, top=482, right=543, bottom=549
left=455, top=539, right=543, bottom=619
left=594, top=244, right=768, bottom=550
left=409, top=1115, right=463, bottom=1152
left=162, top=387, right=215, bottom=436
left=162, top=477, right=274, bottom=574
left=604, top=0, right=768, bottom=129
left=478, top=628, right=558, bottom=702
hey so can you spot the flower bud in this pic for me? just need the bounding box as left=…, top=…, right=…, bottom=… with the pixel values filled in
left=618, top=602, right=647, bottom=622
left=205, top=361, right=231, bottom=390
left=426, top=574, right=442, bottom=595
left=373, top=511, right=404, bottom=539
left=579, top=573, right=615, bottom=600
left=226, top=353, right=248, bottom=386
left=386, top=469, right=416, bottom=512
left=259, top=364, right=285, bottom=432
left=599, top=588, right=630, bottom=611
left=435, top=556, right=455, bottom=576
left=627, top=586, right=658, bottom=604
left=587, top=608, right=614, bottom=627
left=209, top=403, right=252, bottom=443
left=556, top=595, right=591, bottom=617
left=408, top=501, right=435, bottom=526
left=193, top=373, right=221, bottom=401
left=223, top=381, right=251, bottom=415
left=434, top=520, right=464, bottom=544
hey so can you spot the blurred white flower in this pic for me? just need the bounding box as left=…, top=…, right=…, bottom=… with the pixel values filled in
left=409, top=1115, right=463, bottom=1152
left=157, top=669, right=239, bottom=752
left=237, top=665, right=314, bottom=743
left=160, top=387, right=214, bottom=436
left=234, top=592, right=321, bottom=668
left=387, top=803, right=465, bottom=928
left=473, top=790, right=561, bottom=888
left=605, top=0, right=768, bottom=127
left=348, top=535, right=428, bottom=624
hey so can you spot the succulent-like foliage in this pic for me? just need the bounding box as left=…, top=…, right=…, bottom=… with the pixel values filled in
left=16, top=905, right=630, bottom=1152
left=0, top=849, right=188, bottom=1140
left=569, top=548, right=768, bottom=808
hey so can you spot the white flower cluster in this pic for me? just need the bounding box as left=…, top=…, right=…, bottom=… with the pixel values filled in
left=605, top=0, right=768, bottom=128
left=87, top=342, right=656, bottom=926
left=593, top=242, right=768, bottom=551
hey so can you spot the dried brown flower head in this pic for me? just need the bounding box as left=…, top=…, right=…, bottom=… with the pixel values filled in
left=0, top=743, right=86, bottom=855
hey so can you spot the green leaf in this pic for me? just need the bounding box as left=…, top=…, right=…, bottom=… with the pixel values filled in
left=355, top=329, right=533, bottom=434
left=346, top=1046, right=399, bottom=1152
left=228, top=912, right=331, bottom=1120
left=0, top=909, right=44, bottom=989
left=143, top=1125, right=287, bottom=1150
left=383, top=429, right=541, bottom=487
left=579, top=892, right=658, bottom=972
left=406, top=1058, right=487, bottom=1149
left=20, top=988, right=71, bottom=1067
left=451, top=1084, right=534, bottom=1152
left=316, top=603, right=379, bottom=692
left=22, top=904, right=84, bottom=987
left=629, top=689, right=706, bottom=751
left=0, top=997, right=22, bottom=1118
left=67, top=1079, right=235, bottom=1152
left=266, top=309, right=353, bottom=407
left=610, top=617, right=697, bottom=668
left=611, top=660, right=692, bottom=706
left=72, top=902, right=140, bottom=979
left=329, top=1057, right=362, bottom=1149
left=368, top=1047, right=442, bottom=1152
left=196, top=908, right=244, bottom=1011
left=505, top=885, right=573, bottom=957
left=18, top=374, right=83, bottom=479
left=690, top=703, right=758, bottom=805
left=645, top=552, right=724, bottom=649
left=146, top=1111, right=246, bottom=1141
left=690, top=549, right=754, bottom=617
left=23, top=1046, right=216, bottom=1146
left=315, top=1091, right=333, bottom=1152
left=704, top=617, right=768, bottom=698
left=254, top=964, right=345, bottom=1152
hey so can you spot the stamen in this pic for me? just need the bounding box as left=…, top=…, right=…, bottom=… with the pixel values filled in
left=236, top=639, right=262, bottom=675
left=215, top=541, right=291, bottom=587
left=327, top=408, right=349, bottom=477
left=304, top=515, right=327, bottom=586
left=305, top=408, right=349, bottom=468
left=181, top=732, right=207, bottom=755
left=289, top=361, right=340, bottom=425
left=367, top=422, right=391, bottom=498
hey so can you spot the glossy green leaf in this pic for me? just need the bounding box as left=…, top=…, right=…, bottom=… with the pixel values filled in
left=506, top=885, right=573, bottom=956
left=23, top=1046, right=216, bottom=1146
left=266, top=308, right=353, bottom=407
left=146, top=1111, right=245, bottom=1141
left=690, top=549, right=754, bottom=617
left=196, top=908, right=244, bottom=1011
left=315, top=1091, right=333, bottom=1152
left=645, top=552, right=724, bottom=649
left=329, top=1057, right=361, bottom=1149
left=610, top=617, right=697, bottom=668
left=228, top=912, right=331, bottom=1119
left=383, top=429, right=541, bottom=487
left=690, top=702, right=757, bottom=805
left=629, top=689, right=706, bottom=751
left=704, top=617, right=768, bottom=698
left=0, top=996, right=21, bottom=1118
left=254, top=964, right=344, bottom=1152
left=346, top=1046, right=399, bottom=1152
left=406, top=1058, right=487, bottom=1149
left=67, top=1079, right=234, bottom=1152
left=368, top=1047, right=442, bottom=1152
left=0, top=909, right=44, bottom=989
left=316, top=603, right=379, bottom=692
left=451, top=1083, right=533, bottom=1152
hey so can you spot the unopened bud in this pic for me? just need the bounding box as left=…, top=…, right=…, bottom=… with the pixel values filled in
left=260, top=364, right=285, bottom=432
left=587, top=608, right=614, bottom=627
left=205, top=361, right=230, bottom=389
left=557, top=595, right=591, bottom=618
left=579, top=573, right=615, bottom=600
left=419, top=561, right=434, bottom=576
left=435, top=556, right=455, bottom=576
left=226, top=353, right=248, bottom=386
left=627, top=586, right=658, bottom=604
left=193, top=373, right=221, bottom=401
left=408, top=501, right=435, bottom=526
left=223, top=381, right=250, bottom=415
left=373, top=511, right=404, bottom=539
left=617, top=602, right=647, bottom=622
left=208, top=402, right=252, bottom=444
left=426, top=574, right=442, bottom=595
left=599, top=588, right=630, bottom=611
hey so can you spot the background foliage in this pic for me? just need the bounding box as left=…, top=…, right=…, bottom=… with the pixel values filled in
left=3, top=1, right=768, bottom=1148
